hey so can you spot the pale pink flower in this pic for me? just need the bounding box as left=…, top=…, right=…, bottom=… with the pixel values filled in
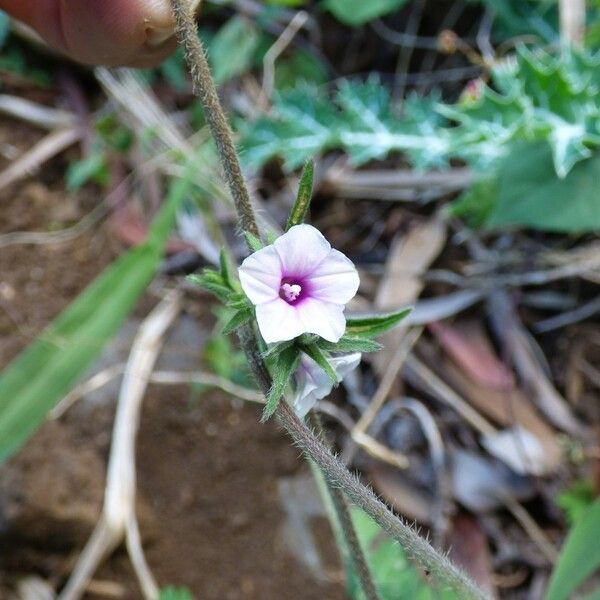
left=294, top=352, right=362, bottom=418
left=238, top=224, right=360, bottom=344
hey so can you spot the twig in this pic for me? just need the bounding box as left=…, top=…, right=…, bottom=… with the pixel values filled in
left=310, top=413, right=382, bottom=600
left=58, top=290, right=182, bottom=600
left=534, top=294, right=600, bottom=334
left=0, top=127, right=80, bottom=191
left=51, top=366, right=262, bottom=418
left=261, top=12, right=310, bottom=106
left=354, top=328, right=422, bottom=436
left=559, top=0, right=585, bottom=47
left=170, top=4, right=488, bottom=597
left=0, top=94, right=75, bottom=129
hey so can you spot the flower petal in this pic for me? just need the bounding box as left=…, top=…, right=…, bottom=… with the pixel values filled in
left=295, top=299, right=346, bottom=342
left=255, top=299, right=305, bottom=343
left=274, top=224, right=331, bottom=277
left=238, top=245, right=282, bottom=305
left=329, top=353, right=362, bottom=380
left=306, top=249, right=360, bottom=304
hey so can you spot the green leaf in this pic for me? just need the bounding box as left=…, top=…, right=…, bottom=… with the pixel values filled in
left=66, top=153, right=109, bottom=191
left=262, top=345, right=300, bottom=421
left=0, top=173, right=192, bottom=461
left=557, top=479, right=596, bottom=525
left=547, top=499, right=600, bottom=600
left=0, top=11, right=11, bottom=49
left=345, top=308, right=411, bottom=339
left=219, top=248, right=233, bottom=289
left=158, top=587, right=195, bottom=600
left=187, top=273, right=231, bottom=302
left=221, top=308, right=253, bottom=335
left=241, top=79, right=449, bottom=171
left=244, top=230, right=264, bottom=252
left=483, top=142, right=600, bottom=233
left=209, top=16, right=261, bottom=85
left=299, top=343, right=337, bottom=383
left=261, top=339, right=295, bottom=359
left=322, top=0, right=408, bottom=26
left=319, top=337, right=382, bottom=354
left=285, top=159, right=314, bottom=230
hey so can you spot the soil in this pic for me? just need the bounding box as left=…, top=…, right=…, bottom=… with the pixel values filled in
left=0, top=119, right=346, bottom=599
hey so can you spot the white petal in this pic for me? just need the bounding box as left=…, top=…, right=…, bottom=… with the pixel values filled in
left=295, top=299, right=346, bottom=342
left=274, top=224, right=331, bottom=277
left=306, top=249, right=360, bottom=304
left=238, top=245, right=282, bottom=305
left=294, top=389, right=320, bottom=419
left=329, top=353, right=362, bottom=380
left=255, top=298, right=305, bottom=343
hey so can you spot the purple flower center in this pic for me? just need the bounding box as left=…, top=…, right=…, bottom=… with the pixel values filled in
left=279, top=277, right=305, bottom=304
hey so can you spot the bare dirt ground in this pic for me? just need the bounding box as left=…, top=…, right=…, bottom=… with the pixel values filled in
left=0, top=119, right=345, bottom=599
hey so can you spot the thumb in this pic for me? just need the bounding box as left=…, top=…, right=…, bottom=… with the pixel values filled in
left=0, top=0, right=201, bottom=67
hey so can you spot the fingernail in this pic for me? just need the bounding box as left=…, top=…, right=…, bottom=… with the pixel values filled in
left=145, top=25, right=174, bottom=47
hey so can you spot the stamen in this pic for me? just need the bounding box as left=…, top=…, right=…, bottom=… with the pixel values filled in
left=281, top=282, right=302, bottom=303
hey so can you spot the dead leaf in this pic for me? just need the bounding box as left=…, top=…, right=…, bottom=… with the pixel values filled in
left=375, top=217, right=446, bottom=374
left=429, top=320, right=515, bottom=391
left=448, top=512, right=496, bottom=599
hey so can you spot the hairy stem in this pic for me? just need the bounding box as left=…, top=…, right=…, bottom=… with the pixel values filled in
left=170, top=0, right=260, bottom=238
left=170, top=3, right=488, bottom=599
left=310, top=413, right=382, bottom=600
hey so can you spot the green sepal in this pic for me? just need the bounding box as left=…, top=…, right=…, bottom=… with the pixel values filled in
left=244, top=231, right=264, bottom=252
left=226, top=292, right=250, bottom=310
left=345, top=308, right=411, bottom=338
left=262, top=345, right=301, bottom=421
left=187, top=272, right=231, bottom=302
left=221, top=308, right=253, bottom=335
left=262, top=339, right=295, bottom=359
left=318, top=336, right=382, bottom=353
left=286, top=159, right=314, bottom=230
left=219, top=248, right=234, bottom=289
left=299, top=343, right=337, bottom=383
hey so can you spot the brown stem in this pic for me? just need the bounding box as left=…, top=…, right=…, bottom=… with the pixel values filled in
left=310, top=413, right=382, bottom=600
left=170, top=0, right=260, bottom=239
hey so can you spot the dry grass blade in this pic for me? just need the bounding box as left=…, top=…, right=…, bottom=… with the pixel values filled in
left=0, top=94, right=75, bottom=129
left=0, top=127, right=80, bottom=192
left=58, top=290, right=183, bottom=600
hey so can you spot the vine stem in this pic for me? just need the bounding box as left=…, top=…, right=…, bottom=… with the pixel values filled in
left=170, top=0, right=259, bottom=238
left=309, top=413, right=382, bottom=600
left=169, top=2, right=489, bottom=599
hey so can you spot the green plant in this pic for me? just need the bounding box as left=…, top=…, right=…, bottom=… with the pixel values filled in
left=0, top=165, right=196, bottom=460
left=547, top=499, right=600, bottom=600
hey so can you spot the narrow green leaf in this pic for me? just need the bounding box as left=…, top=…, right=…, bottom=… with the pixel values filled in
left=319, top=337, right=382, bottom=353
left=219, top=248, right=233, bottom=289
left=547, top=499, right=600, bottom=600
left=285, top=159, right=314, bottom=230
left=221, top=308, right=253, bottom=335
left=262, top=346, right=300, bottom=421
left=300, top=343, right=337, bottom=383
left=262, top=339, right=295, bottom=359
left=158, top=587, right=195, bottom=600
left=345, top=308, right=411, bottom=338
left=0, top=173, right=192, bottom=461
left=187, top=273, right=231, bottom=302
left=244, top=230, right=264, bottom=252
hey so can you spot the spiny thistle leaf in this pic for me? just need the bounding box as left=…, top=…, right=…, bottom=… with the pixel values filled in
left=241, top=78, right=449, bottom=171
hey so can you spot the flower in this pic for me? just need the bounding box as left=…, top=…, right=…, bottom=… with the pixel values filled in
left=294, top=352, right=362, bottom=418
left=238, top=224, right=360, bottom=344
